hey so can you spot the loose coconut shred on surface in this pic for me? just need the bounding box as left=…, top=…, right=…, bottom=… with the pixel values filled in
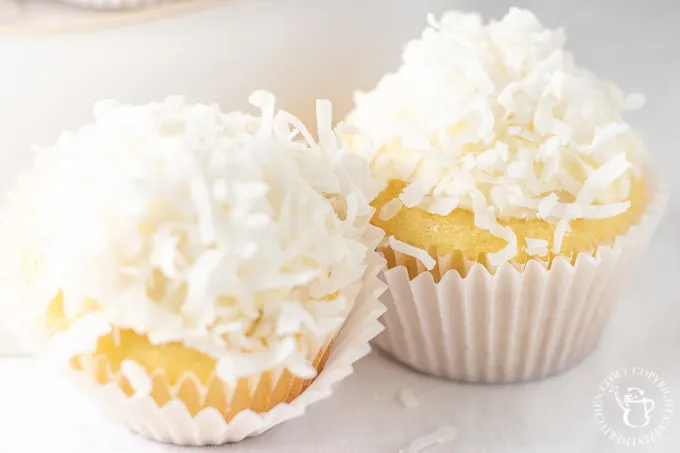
left=349, top=8, right=648, bottom=265
left=400, top=425, right=458, bottom=453
left=0, top=91, right=381, bottom=385
left=398, top=388, right=420, bottom=409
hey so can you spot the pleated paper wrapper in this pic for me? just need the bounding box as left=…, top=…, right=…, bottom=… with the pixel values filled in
left=376, top=178, right=667, bottom=383
left=65, top=250, right=386, bottom=445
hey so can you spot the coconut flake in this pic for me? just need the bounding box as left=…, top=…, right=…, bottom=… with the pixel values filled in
left=379, top=198, right=403, bottom=221
left=389, top=236, right=436, bottom=270
left=121, top=360, right=152, bottom=397
left=399, top=179, right=434, bottom=208
left=552, top=219, right=571, bottom=253
left=623, top=93, right=646, bottom=110
left=577, top=123, right=629, bottom=155
left=400, top=425, right=458, bottom=453
left=398, top=388, right=420, bottom=409
left=249, top=90, right=276, bottom=137
left=469, top=190, right=518, bottom=265
left=316, top=99, right=336, bottom=152
left=582, top=201, right=631, bottom=219
left=537, top=193, right=558, bottom=219
left=576, top=154, right=631, bottom=206
left=487, top=225, right=518, bottom=266
left=425, top=196, right=460, bottom=216
left=524, top=238, right=549, bottom=257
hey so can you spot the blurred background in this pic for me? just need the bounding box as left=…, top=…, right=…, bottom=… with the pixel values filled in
left=0, top=1, right=679, bottom=452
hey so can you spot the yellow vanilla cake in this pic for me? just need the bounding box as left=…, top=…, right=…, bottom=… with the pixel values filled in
left=346, top=9, right=665, bottom=382
left=372, top=177, right=648, bottom=279
left=0, top=92, right=384, bottom=443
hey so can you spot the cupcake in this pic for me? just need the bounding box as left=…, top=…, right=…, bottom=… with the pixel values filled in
left=346, top=9, right=666, bottom=383
left=0, top=92, right=385, bottom=444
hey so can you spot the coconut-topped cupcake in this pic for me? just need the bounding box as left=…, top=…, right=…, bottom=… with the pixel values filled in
left=350, top=8, right=649, bottom=268
left=0, top=92, right=385, bottom=443
left=347, top=9, right=665, bottom=383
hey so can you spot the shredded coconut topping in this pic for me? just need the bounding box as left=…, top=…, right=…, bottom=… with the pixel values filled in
left=349, top=8, right=647, bottom=261
left=0, top=92, right=381, bottom=384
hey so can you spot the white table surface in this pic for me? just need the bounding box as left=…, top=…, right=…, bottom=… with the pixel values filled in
left=1, top=0, right=680, bottom=452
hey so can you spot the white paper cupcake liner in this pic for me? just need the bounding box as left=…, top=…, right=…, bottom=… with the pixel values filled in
left=376, top=178, right=667, bottom=383
left=65, top=250, right=386, bottom=445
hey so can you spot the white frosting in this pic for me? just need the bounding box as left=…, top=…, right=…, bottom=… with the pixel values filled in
left=0, top=92, right=381, bottom=384
left=349, top=8, right=648, bottom=261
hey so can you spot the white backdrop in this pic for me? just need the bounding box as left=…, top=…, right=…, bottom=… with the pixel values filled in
left=0, top=1, right=679, bottom=452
